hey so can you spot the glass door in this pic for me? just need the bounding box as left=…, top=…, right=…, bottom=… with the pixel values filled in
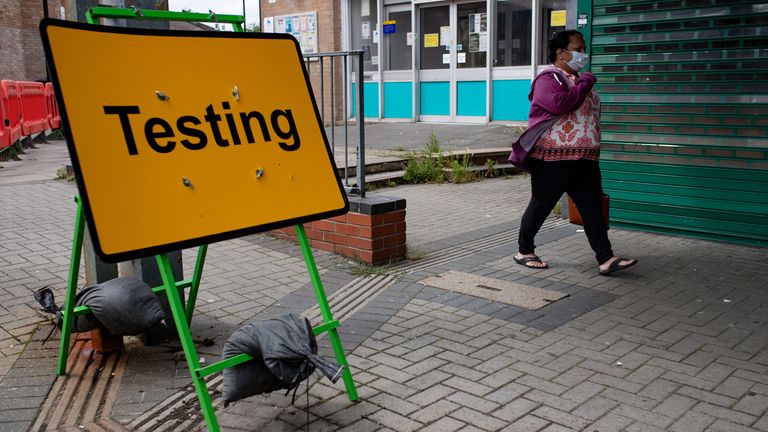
left=418, top=3, right=452, bottom=121
left=455, top=1, right=488, bottom=121
left=382, top=4, right=413, bottom=119
left=418, top=1, right=488, bottom=122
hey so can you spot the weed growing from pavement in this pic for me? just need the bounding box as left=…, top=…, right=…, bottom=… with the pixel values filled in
left=406, top=246, right=425, bottom=260
left=484, top=159, right=500, bottom=178
left=448, top=152, right=476, bottom=184
left=403, top=131, right=481, bottom=184
left=346, top=259, right=403, bottom=276
left=403, top=131, right=444, bottom=184
left=425, top=130, right=441, bottom=154
left=55, top=166, right=75, bottom=182
left=551, top=201, right=562, bottom=216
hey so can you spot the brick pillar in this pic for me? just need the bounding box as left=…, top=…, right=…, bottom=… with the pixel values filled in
left=272, top=195, right=407, bottom=265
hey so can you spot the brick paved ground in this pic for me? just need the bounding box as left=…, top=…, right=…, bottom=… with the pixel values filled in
left=2, top=138, right=768, bottom=431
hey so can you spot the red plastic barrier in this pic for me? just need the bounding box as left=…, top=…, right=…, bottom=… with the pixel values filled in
left=19, top=81, right=48, bottom=136
left=0, top=80, right=23, bottom=147
left=0, top=85, right=9, bottom=150
left=44, top=82, right=61, bottom=130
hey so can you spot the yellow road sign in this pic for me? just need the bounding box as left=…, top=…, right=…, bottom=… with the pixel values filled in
left=41, top=20, right=348, bottom=262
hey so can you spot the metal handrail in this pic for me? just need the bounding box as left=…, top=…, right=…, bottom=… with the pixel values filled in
left=303, top=50, right=366, bottom=197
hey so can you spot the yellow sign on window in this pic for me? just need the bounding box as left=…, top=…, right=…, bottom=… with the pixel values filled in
left=41, top=20, right=348, bottom=262
left=551, top=10, right=566, bottom=27
left=424, top=33, right=439, bottom=48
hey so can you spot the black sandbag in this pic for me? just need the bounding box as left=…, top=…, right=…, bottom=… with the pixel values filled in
left=222, top=313, right=343, bottom=404
left=75, top=277, right=166, bottom=336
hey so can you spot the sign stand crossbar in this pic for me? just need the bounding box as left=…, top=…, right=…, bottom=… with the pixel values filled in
left=57, top=198, right=358, bottom=432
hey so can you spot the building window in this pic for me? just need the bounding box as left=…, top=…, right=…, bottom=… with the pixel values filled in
left=457, top=2, right=488, bottom=69
left=349, top=0, right=379, bottom=77
left=539, top=0, right=576, bottom=64
left=419, top=5, right=450, bottom=70
left=495, top=0, right=532, bottom=66
left=384, top=6, right=412, bottom=71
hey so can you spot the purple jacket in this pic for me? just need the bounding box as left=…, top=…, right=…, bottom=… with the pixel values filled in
left=508, top=67, right=597, bottom=169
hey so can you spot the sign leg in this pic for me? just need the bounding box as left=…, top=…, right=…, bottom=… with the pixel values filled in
left=57, top=197, right=85, bottom=376
left=185, top=245, right=208, bottom=324
left=156, top=254, right=220, bottom=432
left=294, top=224, right=359, bottom=401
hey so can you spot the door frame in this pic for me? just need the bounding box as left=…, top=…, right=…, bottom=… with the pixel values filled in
left=413, top=0, right=489, bottom=123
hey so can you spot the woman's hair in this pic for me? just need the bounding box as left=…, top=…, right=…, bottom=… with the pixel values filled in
left=548, top=30, right=584, bottom=63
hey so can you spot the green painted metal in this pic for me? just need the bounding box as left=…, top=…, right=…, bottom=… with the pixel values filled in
left=57, top=196, right=85, bottom=376
left=156, top=253, right=220, bottom=432
left=577, top=0, right=593, bottom=49
left=72, top=280, right=195, bottom=316
left=312, top=320, right=340, bottom=336
left=58, top=205, right=358, bottom=430
left=85, top=7, right=244, bottom=31
left=58, top=16, right=358, bottom=431
left=196, top=318, right=342, bottom=381
left=186, top=245, right=208, bottom=324
left=198, top=353, right=253, bottom=378
left=585, top=0, right=768, bottom=246
left=295, top=224, right=359, bottom=401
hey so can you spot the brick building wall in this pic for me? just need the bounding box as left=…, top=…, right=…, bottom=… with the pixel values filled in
left=0, top=0, right=24, bottom=80
left=0, top=0, right=168, bottom=82
left=261, top=0, right=346, bottom=125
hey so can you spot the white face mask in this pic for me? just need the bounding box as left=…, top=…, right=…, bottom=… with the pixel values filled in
left=566, top=50, right=589, bottom=72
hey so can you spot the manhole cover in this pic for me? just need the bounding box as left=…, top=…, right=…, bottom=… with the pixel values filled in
left=419, top=270, right=568, bottom=309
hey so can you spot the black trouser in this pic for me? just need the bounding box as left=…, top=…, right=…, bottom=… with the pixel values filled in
left=518, top=158, right=613, bottom=264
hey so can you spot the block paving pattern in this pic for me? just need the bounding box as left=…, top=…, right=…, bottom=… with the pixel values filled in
left=2, top=173, right=768, bottom=431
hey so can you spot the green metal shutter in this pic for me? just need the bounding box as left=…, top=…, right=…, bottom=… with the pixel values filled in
left=588, top=0, right=768, bottom=246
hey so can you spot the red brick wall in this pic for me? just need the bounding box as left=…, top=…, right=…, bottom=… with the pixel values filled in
left=272, top=210, right=407, bottom=265
left=1, top=0, right=168, bottom=82
left=20, top=0, right=62, bottom=81
left=0, top=0, right=26, bottom=81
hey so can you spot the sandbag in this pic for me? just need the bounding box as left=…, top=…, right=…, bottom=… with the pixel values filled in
left=34, top=277, right=166, bottom=336
left=76, top=277, right=166, bottom=336
left=222, top=313, right=343, bottom=405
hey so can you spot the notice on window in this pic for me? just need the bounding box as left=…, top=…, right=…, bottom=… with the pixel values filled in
left=264, top=17, right=274, bottom=33
left=551, top=10, right=566, bottom=27
left=442, top=53, right=450, bottom=64
left=468, top=13, right=488, bottom=53
left=361, top=0, right=370, bottom=17
left=479, top=33, right=488, bottom=51
left=469, top=13, right=487, bottom=33
left=407, top=32, right=414, bottom=46
left=440, top=26, right=451, bottom=46
left=424, top=33, right=439, bottom=48
left=457, top=53, right=466, bottom=64
left=362, top=21, right=371, bottom=39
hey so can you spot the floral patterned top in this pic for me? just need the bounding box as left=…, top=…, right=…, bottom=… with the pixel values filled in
left=529, top=68, right=601, bottom=162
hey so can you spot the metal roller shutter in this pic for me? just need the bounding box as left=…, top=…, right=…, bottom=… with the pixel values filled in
left=586, top=0, right=768, bottom=246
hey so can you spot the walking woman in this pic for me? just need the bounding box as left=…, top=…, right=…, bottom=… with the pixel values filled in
left=509, top=30, right=637, bottom=275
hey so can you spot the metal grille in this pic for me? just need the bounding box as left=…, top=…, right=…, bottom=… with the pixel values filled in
left=590, top=0, right=768, bottom=245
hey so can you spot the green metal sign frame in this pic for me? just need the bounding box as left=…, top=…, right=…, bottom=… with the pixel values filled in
left=56, top=8, right=358, bottom=432
left=85, top=6, right=245, bottom=31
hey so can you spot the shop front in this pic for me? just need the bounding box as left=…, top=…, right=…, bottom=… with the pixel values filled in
left=344, top=0, right=578, bottom=123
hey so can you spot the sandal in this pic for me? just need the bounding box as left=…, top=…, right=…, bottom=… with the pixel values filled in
left=514, top=254, right=549, bottom=269
left=599, top=258, right=637, bottom=276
